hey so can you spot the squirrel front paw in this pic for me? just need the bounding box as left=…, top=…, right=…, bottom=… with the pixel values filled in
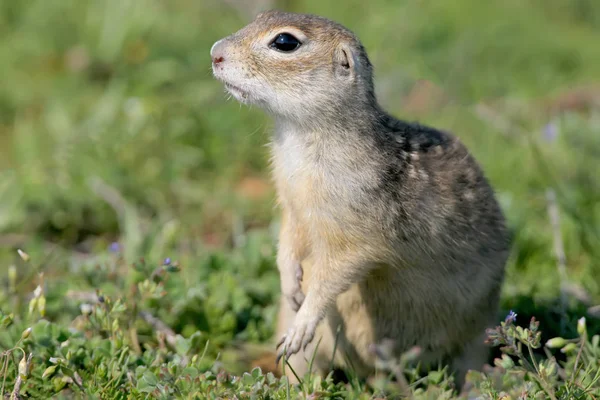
left=281, top=261, right=305, bottom=311
left=275, top=308, right=319, bottom=364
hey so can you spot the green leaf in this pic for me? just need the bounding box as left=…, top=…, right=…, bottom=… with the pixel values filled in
left=111, top=299, right=127, bottom=314
left=427, top=370, right=444, bottom=385
left=241, top=372, right=255, bottom=386
left=53, top=377, right=67, bottom=392
left=0, top=312, right=14, bottom=327
left=175, top=335, right=191, bottom=355
left=42, top=365, right=58, bottom=380
left=182, top=367, right=199, bottom=378
left=137, top=371, right=158, bottom=393
left=136, top=380, right=155, bottom=393
left=142, top=370, right=158, bottom=386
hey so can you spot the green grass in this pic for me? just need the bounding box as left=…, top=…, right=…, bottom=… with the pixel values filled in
left=1, top=0, right=600, bottom=398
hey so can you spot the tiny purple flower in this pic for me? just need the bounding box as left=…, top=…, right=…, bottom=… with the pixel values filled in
left=163, top=257, right=172, bottom=266
left=109, top=242, right=120, bottom=253
left=542, top=122, right=559, bottom=142
left=505, top=310, right=517, bottom=324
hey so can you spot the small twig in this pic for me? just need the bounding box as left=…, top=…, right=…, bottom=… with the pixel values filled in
left=562, top=282, right=593, bottom=306
left=546, top=189, right=568, bottom=331
left=473, top=104, right=517, bottom=136
left=588, top=305, right=600, bottom=318
left=87, top=177, right=128, bottom=221
left=149, top=266, right=168, bottom=282
left=0, top=234, right=29, bottom=247
left=391, top=364, right=412, bottom=399
left=546, top=189, right=568, bottom=282
left=1, top=353, right=10, bottom=397
left=65, top=290, right=101, bottom=303
left=517, top=348, right=557, bottom=400
left=129, top=326, right=142, bottom=355
left=231, top=213, right=247, bottom=249
left=87, top=176, right=147, bottom=256
left=525, top=343, right=541, bottom=376
left=11, top=353, right=32, bottom=400
left=370, top=340, right=413, bottom=399
left=472, top=103, right=534, bottom=138
left=571, top=337, right=586, bottom=389
left=138, top=311, right=178, bottom=348
left=72, top=371, right=84, bottom=391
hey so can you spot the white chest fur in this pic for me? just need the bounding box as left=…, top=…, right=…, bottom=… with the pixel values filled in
left=271, top=127, right=379, bottom=222
left=271, top=132, right=326, bottom=214
left=272, top=132, right=311, bottom=184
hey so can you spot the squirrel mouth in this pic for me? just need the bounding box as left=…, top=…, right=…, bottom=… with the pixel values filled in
left=225, top=82, right=249, bottom=100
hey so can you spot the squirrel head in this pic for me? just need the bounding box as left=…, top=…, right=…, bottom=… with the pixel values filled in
left=211, top=10, right=377, bottom=124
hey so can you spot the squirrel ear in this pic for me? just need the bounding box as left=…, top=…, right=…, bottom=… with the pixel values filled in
left=334, top=43, right=357, bottom=79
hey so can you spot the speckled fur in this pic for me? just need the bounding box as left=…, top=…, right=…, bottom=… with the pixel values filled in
left=211, top=10, right=510, bottom=390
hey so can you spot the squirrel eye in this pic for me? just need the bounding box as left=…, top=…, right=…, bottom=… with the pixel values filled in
left=270, top=33, right=301, bottom=52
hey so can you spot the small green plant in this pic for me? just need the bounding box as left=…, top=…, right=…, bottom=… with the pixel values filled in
left=464, top=312, right=600, bottom=399
left=0, top=246, right=284, bottom=398
left=2, top=248, right=598, bottom=399
left=0, top=0, right=599, bottom=398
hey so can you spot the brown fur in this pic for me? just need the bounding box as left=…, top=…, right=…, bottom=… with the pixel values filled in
left=211, top=10, right=510, bottom=391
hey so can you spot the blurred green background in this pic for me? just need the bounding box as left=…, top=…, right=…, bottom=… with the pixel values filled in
left=1, top=0, right=599, bottom=378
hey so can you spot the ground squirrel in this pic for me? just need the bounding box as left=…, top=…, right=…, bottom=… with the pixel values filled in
left=211, top=10, right=510, bottom=390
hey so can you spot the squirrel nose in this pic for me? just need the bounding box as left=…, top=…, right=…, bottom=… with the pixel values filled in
left=210, top=39, right=226, bottom=65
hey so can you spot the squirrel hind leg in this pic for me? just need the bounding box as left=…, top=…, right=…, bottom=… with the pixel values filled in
left=275, top=295, right=333, bottom=383
left=449, top=331, right=490, bottom=394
